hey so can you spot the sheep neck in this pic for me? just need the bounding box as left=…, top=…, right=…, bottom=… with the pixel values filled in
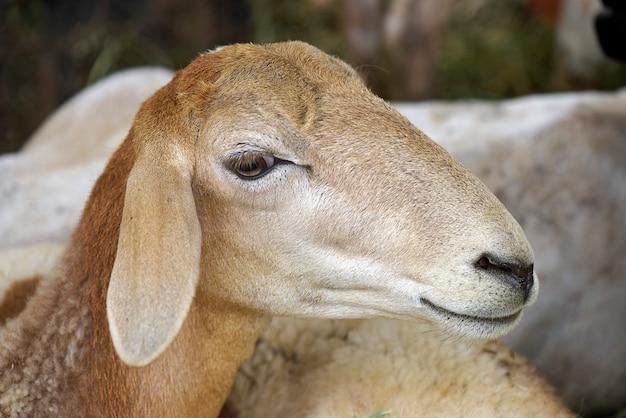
left=0, top=139, right=269, bottom=417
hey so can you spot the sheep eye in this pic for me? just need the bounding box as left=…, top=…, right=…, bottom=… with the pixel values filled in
left=230, top=153, right=276, bottom=179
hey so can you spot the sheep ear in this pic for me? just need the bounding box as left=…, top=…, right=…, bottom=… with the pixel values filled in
left=107, top=142, right=201, bottom=367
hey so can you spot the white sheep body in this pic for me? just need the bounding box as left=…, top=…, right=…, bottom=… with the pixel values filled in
left=0, top=67, right=173, bottom=250
left=0, top=243, right=63, bottom=289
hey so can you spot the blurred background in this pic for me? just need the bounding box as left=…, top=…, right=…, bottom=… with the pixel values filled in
left=2, top=0, right=625, bottom=154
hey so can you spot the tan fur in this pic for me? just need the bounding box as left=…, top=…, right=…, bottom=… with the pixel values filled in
left=0, top=42, right=540, bottom=416
left=226, top=317, right=572, bottom=417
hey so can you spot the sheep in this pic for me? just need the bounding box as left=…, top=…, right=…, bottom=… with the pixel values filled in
left=2, top=62, right=623, bottom=414
left=3, top=62, right=623, bottom=416
left=225, top=316, right=571, bottom=417
left=0, top=67, right=173, bottom=250
left=0, top=41, right=542, bottom=417
left=226, top=91, right=626, bottom=417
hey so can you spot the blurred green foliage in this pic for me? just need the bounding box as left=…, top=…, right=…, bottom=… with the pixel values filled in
left=436, top=0, right=556, bottom=98
left=2, top=0, right=252, bottom=154
left=2, top=0, right=625, bottom=155
left=251, top=0, right=346, bottom=56
left=436, top=0, right=626, bottom=99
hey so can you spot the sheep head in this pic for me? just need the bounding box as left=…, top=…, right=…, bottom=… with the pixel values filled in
left=107, top=41, right=538, bottom=367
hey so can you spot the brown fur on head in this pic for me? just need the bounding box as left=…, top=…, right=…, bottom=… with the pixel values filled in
left=104, top=41, right=538, bottom=369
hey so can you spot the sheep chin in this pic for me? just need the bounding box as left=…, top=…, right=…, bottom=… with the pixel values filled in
left=420, top=298, right=524, bottom=340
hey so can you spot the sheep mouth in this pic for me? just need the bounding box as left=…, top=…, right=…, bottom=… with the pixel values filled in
left=421, top=299, right=522, bottom=333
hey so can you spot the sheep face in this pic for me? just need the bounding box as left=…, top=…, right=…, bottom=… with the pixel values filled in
left=108, top=42, right=537, bottom=367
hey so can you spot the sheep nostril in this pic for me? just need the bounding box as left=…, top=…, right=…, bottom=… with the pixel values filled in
left=476, top=255, right=534, bottom=300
